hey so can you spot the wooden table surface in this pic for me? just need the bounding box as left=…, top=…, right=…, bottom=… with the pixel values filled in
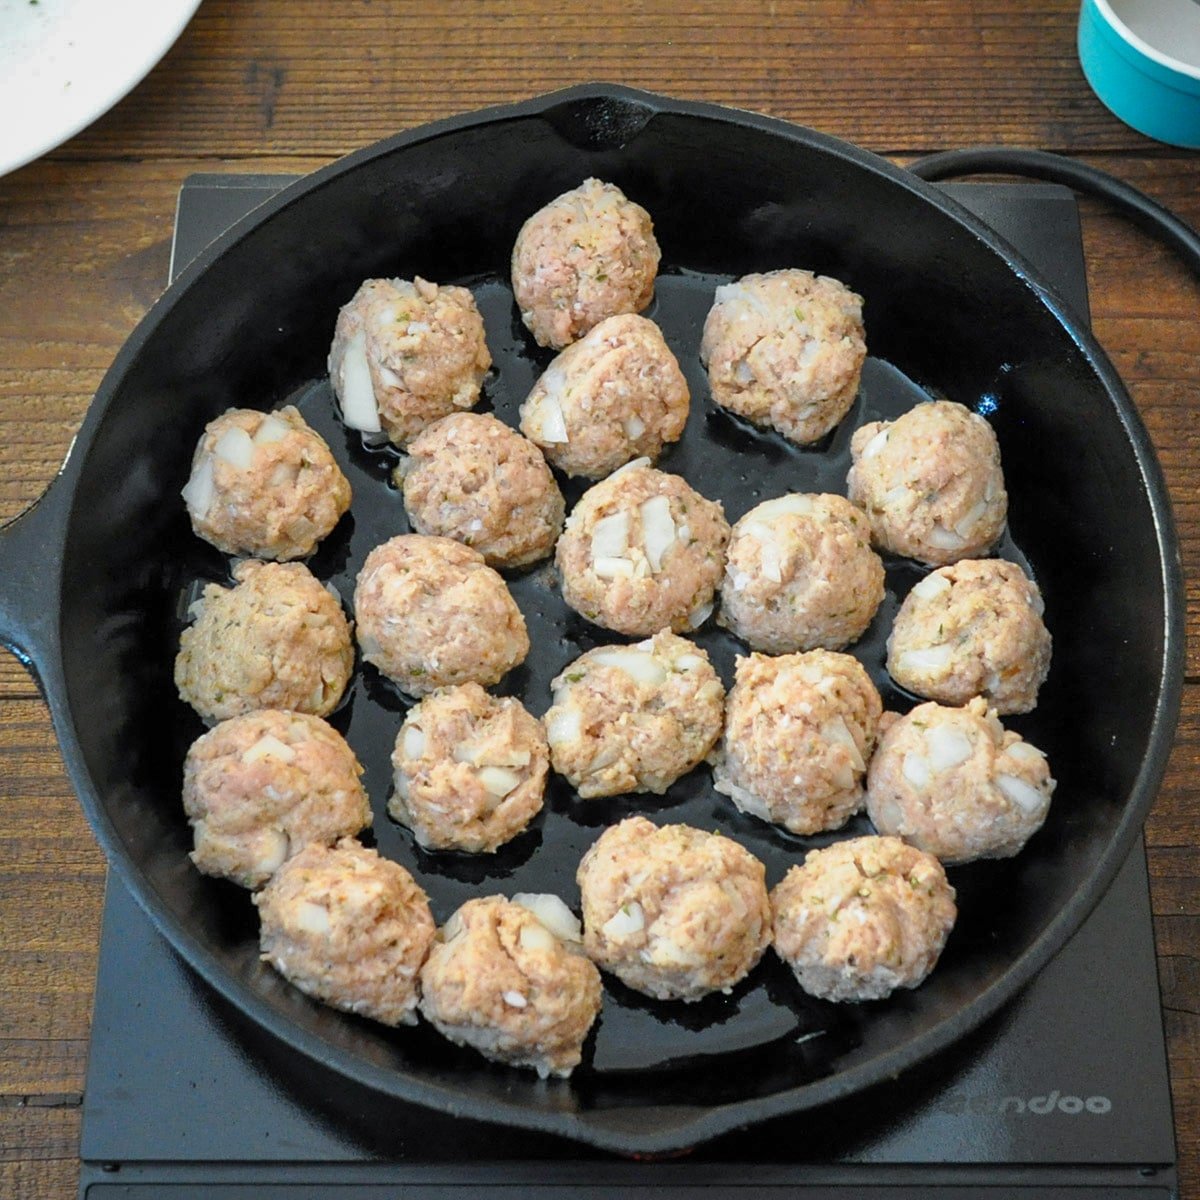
left=1, top=1, right=1197, bottom=1195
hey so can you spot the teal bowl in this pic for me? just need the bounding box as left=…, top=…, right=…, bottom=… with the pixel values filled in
left=1079, top=0, right=1200, bottom=147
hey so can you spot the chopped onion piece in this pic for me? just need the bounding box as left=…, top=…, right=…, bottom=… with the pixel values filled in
left=254, top=414, right=291, bottom=444
left=882, top=484, right=910, bottom=508
left=601, top=901, right=645, bottom=939
left=897, top=644, right=955, bottom=675
left=824, top=717, right=865, bottom=772
left=996, top=773, right=1046, bottom=814
left=213, top=426, right=255, bottom=470
left=529, top=392, right=569, bottom=444
left=676, top=653, right=706, bottom=671
left=513, top=892, right=582, bottom=942
left=902, top=752, right=932, bottom=789
left=254, top=828, right=290, bottom=877
left=242, top=734, right=297, bottom=765
left=443, top=910, right=465, bottom=940
left=735, top=786, right=773, bottom=822
left=926, top=725, right=973, bottom=771
left=687, top=599, right=714, bottom=630
left=545, top=709, right=582, bottom=747
left=954, top=499, right=990, bottom=538
left=181, top=456, right=215, bottom=520
left=751, top=528, right=783, bottom=583
left=639, top=495, right=676, bottom=572
left=502, top=990, right=528, bottom=1008
left=927, top=524, right=965, bottom=551
left=594, top=556, right=635, bottom=579
left=651, top=937, right=700, bottom=968
left=338, top=329, right=382, bottom=433
left=1005, top=741, right=1046, bottom=764
left=608, top=455, right=651, bottom=480
left=623, top=415, right=646, bottom=439
left=590, top=512, right=630, bottom=561
left=294, top=901, right=331, bottom=936
left=478, top=766, right=521, bottom=797
left=589, top=742, right=623, bottom=770
left=861, top=428, right=890, bottom=460
left=911, top=572, right=953, bottom=602
left=518, top=923, right=557, bottom=953
left=590, top=648, right=667, bottom=686
left=831, top=760, right=856, bottom=792
left=402, top=725, right=426, bottom=760
left=752, top=494, right=815, bottom=522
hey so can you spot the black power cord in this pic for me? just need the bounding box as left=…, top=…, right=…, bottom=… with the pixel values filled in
left=909, top=147, right=1200, bottom=281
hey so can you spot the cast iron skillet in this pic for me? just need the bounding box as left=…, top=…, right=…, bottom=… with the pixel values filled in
left=0, top=85, right=1184, bottom=1155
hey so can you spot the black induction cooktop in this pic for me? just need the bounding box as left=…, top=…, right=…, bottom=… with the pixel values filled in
left=76, top=176, right=1177, bottom=1197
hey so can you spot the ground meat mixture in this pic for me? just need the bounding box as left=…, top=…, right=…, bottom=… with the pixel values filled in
left=712, top=650, right=883, bottom=836
left=847, top=400, right=1007, bottom=565
left=183, top=709, right=370, bottom=888
left=182, top=405, right=351, bottom=560
left=390, top=684, right=549, bottom=853
left=399, top=412, right=564, bottom=568
left=888, top=559, right=1051, bottom=714
left=866, top=697, right=1056, bottom=862
left=511, top=178, right=661, bottom=349
left=719, top=492, right=884, bottom=653
left=519, top=313, right=689, bottom=478
left=771, top=835, right=957, bottom=1002
left=175, top=560, right=354, bottom=724
left=353, top=535, right=529, bottom=696
left=419, top=895, right=602, bottom=1078
left=700, top=269, right=867, bottom=446
left=555, top=460, right=730, bottom=636
left=254, top=839, right=435, bottom=1026
left=543, top=631, right=724, bottom=798
left=577, top=816, right=771, bottom=1002
left=328, top=276, right=491, bottom=448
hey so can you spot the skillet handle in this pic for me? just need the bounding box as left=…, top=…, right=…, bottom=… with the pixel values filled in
left=0, top=467, right=71, bottom=692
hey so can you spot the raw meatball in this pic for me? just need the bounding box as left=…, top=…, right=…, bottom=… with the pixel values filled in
left=543, top=631, right=724, bottom=798
left=712, top=650, right=882, bottom=836
left=399, top=413, right=564, bottom=568
left=719, top=492, right=884, bottom=653
left=254, top=839, right=435, bottom=1026
left=182, top=406, right=351, bottom=560
left=519, top=314, right=688, bottom=478
left=419, top=895, right=602, bottom=1078
left=175, top=560, right=354, bottom=724
left=866, top=697, right=1056, bottom=863
left=771, top=835, right=956, bottom=1002
left=555, top=461, right=730, bottom=636
left=183, top=710, right=370, bottom=888
left=847, top=400, right=1007, bottom=565
left=354, top=535, right=529, bottom=696
left=390, top=684, right=549, bottom=853
left=888, top=560, right=1051, bottom=714
left=327, top=276, right=491, bottom=448
left=699, top=270, right=866, bottom=446
left=577, top=816, right=771, bottom=1002
left=511, top=178, right=660, bottom=350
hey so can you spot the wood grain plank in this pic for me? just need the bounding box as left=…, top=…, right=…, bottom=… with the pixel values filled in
left=36, top=0, right=1157, bottom=163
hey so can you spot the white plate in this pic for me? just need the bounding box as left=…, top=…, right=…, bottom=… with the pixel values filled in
left=0, top=0, right=203, bottom=178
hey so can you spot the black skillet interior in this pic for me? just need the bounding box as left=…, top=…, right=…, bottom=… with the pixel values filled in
left=49, top=87, right=1174, bottom=1151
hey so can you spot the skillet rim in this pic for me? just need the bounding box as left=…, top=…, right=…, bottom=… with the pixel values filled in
left=10, top=82, right=1185, bottom=1153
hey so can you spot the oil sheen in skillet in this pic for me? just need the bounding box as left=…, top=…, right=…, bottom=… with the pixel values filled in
left=171, top=267, right=1038, bottom=1079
